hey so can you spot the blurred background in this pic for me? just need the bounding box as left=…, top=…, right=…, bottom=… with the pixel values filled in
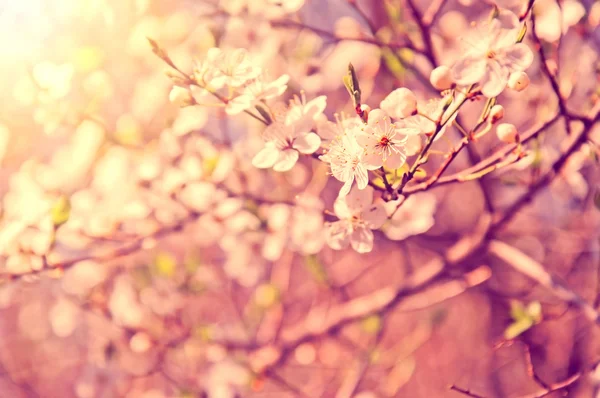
left=0, top=0, right=599, bottom=397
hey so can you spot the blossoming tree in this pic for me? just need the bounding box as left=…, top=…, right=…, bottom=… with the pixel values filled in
left=0, top=0, right=599, bottom=397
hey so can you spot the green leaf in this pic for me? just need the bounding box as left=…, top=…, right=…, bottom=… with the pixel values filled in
left=304, top=255, right=329, bottom=286
left=51, top=195, right=71, bottom=227
left=381, top=47, right=406, bottom=81
left=516, top=23, right=528, bottom=43
left=504, top=318, right=534, bottom=339
left=509, top=300, right=528, bottom=321
left=153, top=251, right=177, bottom=278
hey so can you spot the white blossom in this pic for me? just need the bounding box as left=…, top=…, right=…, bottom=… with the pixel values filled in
left=452, top=12, right=534, bottom=97
left=382, top=193, right=436, bottom=241
left=379, top=88, right=417, bottom=119
left=356, top=109, right=418, bottom=169
left=252, top=95, right=325, bottom=172
left=226, top=74, right=289, bottom=115
left=325, top=186, right=387, bottom=253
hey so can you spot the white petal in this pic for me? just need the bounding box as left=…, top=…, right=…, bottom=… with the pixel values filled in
left=362, top=204, right=388, bottom=229
left=325, top=221, right=352, bottom=250
left=339, top=178, right=354, bottom=197
left=502, top=43, right=534, bottom=71
left=355, top=163, right=369, bottom=189
left=481, top=61, right=509, bottom=98
left=350, top=226, right=374, bottom=253
left=226, top=94, right=254, bottom=115
left=252, top=145, right=280, bottom=169
left=367, top=108, right=388, bottom=126
left=333, top=196, right=352, bottom=219
left=292, top=132, right=321, bottom=154
left=385, top=151, right=407, bottom=169
left=273, top=149, right=299, bottom=172
left=345, top=185, right=374, bottom=213
left=363, top=152, right=384, bottom=168
left=452, top=56, right=487, bottom=86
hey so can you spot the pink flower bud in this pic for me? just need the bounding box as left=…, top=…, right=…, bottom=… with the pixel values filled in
left=380, top=88, right=417, bottom=119
left=508, top=72, right=530, bottom=92
left=489, top=104, right=504, bottom=124
left=429, top=65, right=453, bottom=91
left=496, top=123, right=519, bottom=143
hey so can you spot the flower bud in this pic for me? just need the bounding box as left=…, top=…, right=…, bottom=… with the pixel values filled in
left=169, top=86, right=194, bottom=107
left=508, top=72, right=530, bottom=92
left=358, top=103, right=371, bottom=123
left=429, top=65, right=453, bottom=91
left=488, top=104, right=504, bottom=124
left=496, top=123, right=519, bottom=143
left=380, top=88, right=417, bottom=119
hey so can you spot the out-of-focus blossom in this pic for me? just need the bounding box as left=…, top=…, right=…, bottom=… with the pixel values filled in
left=252, top=95, right=325, bottom=172
left=325, top=186, right=387, bottom=253
left=32, top=62, right=74, bottom=100
left=382, top=193, right=437, bottom=241
left=452, top=11, right=533, bottom=97
left=226, top=74, right=289, bottom=115
left=204, top=48, right=262, bottom=88
left=534, top=0, right=585, bottom=43
left=430, top=65, right=454, bottom=91
left=496, top=123, right=519, bottom=143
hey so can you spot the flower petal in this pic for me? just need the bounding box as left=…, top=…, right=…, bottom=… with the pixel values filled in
left=273, top=149, right=299, bottom=172
left=481, top=61, right=509, bottom=98
left=502, top=43, right=534, bottom=71
left=325, top=221, right=352, bottom=250
left=350, top=226, right=374, bottom=253
left=363, top=152, right=384, bottom=168
left=292, top=132, right=321, bottom=154
left=362, top=204, right=387, bottom=229
left=355, top=163, right=369, bottom=189
left=452, top=56, right=487, bottom=86
left=252, top=145, right=280, bottom=169
left=385, top=151, right=407, bottom=169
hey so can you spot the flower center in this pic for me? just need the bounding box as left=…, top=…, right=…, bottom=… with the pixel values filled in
left=486, top=50, right=496, bottom=59
left=379, top=136, right=391, bottom=147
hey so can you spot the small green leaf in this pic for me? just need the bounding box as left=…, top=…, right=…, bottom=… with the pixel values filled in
left=304, top=255, right=329, bottom=285
left=51, top=195, right=71, bottom=227
left=509, top=300, right=528, bottom=321
left=153, top=252, right=177, bottom=278
left=504, top=318, right=534, bottom=339
left=516, top=23, right=528, bottom=43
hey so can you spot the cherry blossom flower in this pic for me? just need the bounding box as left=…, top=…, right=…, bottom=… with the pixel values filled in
left=356, top=109, right=418, bottom=169
left=382, top=193, right=437, bottom=241
left=226, top=74, right=289, bottom=115
left=325, top=186, right=387, bottom=253
left=452, top=12, right=534, bottom=97
left=401, top=95, right=456, bottom=139
left=320, top=128, right=378, bottom=197
left=200, top=48, right=262, bottom=89
left=252, top=95, right=325, bottom=172
left=379, top=88, right=418, bottom=119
